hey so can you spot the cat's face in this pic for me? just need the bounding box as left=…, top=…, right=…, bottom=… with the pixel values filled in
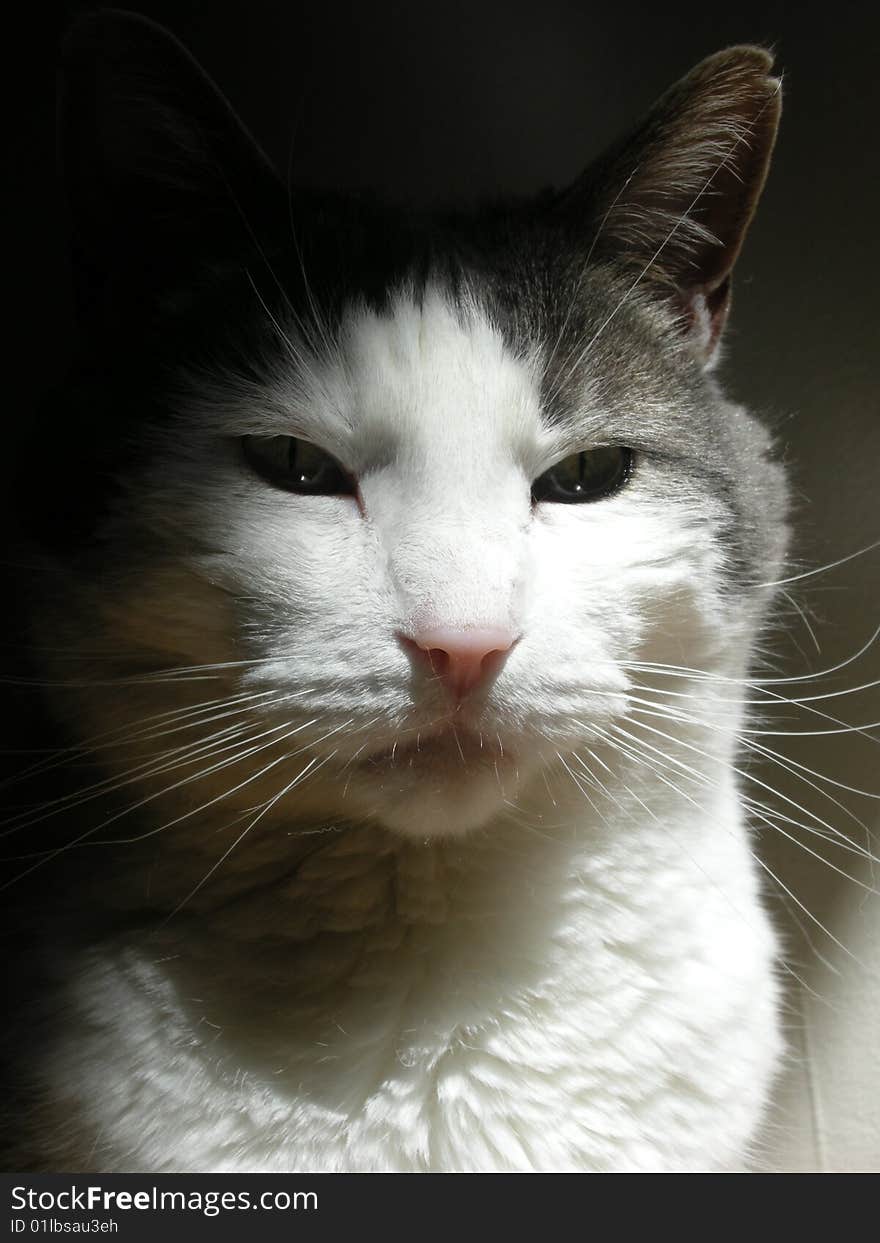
left=43, top=22, right=788, bottom=842
left=78, top=269, right=781, bottom=839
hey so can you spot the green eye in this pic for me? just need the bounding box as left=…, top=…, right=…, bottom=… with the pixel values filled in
left=532, top=447, right=634, bottom=504
left=242, top=436, right=356, bottom=496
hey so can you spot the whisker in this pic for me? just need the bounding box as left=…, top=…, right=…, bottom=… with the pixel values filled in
left=605, top=709, right=878, bottom=872
left=0, top=716, right=328, bottom=880
left=623, top=621, right=880, bottom=686
left=754, top=537, right=880, bottom=589
left=751, top=850, right=866, bottom=967
left=163, top=751, right=337, bottom=922
left=589, top=719, right=869, bottom=974
left=630, top=700, right=880, bottom=742
left=0, top=716, right=293, bottom=840
left=619, top=712, right=876, bottom=865
left=555, top=749, right=612, bottom=827
left=779, top=589, right=822, bottom=655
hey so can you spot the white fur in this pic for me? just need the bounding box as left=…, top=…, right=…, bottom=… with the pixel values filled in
left=35, top=287, right=782, bottom=1171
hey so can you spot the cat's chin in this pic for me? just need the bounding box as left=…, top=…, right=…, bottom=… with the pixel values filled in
left=369, top=780, right=509, bottom=838
left=348, top=726, right=525, bottom=838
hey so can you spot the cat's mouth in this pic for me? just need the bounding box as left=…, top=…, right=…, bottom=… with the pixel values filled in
left=349, top=720, right=522, bottom=836
left=359, top=722, right=510, bottom=775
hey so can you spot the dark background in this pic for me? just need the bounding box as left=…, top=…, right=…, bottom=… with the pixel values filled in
left=9, top=0, right=880, bottom=1170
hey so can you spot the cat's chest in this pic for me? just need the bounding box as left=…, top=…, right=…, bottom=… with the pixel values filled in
left=43, top=806, right=780, bottom=1171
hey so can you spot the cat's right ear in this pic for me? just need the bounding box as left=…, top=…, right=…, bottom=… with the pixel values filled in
left=59, top=9, right=285, bottom=320
left=555, top=47, right=781, bottom=365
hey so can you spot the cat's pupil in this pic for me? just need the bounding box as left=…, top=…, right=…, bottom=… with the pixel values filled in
left=289, top=439, right=326, bottom=486
left=531, top=447, right=633, bottom=504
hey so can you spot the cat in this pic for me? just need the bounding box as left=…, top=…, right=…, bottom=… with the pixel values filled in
left=3, top=10, right=789, bottom=1171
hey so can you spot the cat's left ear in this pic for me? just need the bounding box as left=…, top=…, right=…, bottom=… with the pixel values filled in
left=59, top=10, right=285, bottom=321
left=558, top=47, right=781, bottom=365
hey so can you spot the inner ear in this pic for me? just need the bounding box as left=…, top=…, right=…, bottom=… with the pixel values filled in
left=681, top=276, right=731, bottom=366
left=557, top=46, right=781, bottom=365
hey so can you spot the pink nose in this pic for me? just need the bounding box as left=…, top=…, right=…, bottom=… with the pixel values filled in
left=409, top=626, right=516, bottom=701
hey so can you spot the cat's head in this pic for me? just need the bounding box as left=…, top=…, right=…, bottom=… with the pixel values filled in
left=38, top=13, right=788, bottom=841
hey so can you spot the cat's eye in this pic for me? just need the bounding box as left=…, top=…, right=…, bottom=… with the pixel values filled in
left=531, top=447, right=634, bottom=504
left=242, top=436, right=356, bottom=496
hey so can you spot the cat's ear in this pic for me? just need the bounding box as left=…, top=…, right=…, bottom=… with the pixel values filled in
left=59, top=10, right=284, bottom=320
left=559, top=46, right=781, bottom=364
